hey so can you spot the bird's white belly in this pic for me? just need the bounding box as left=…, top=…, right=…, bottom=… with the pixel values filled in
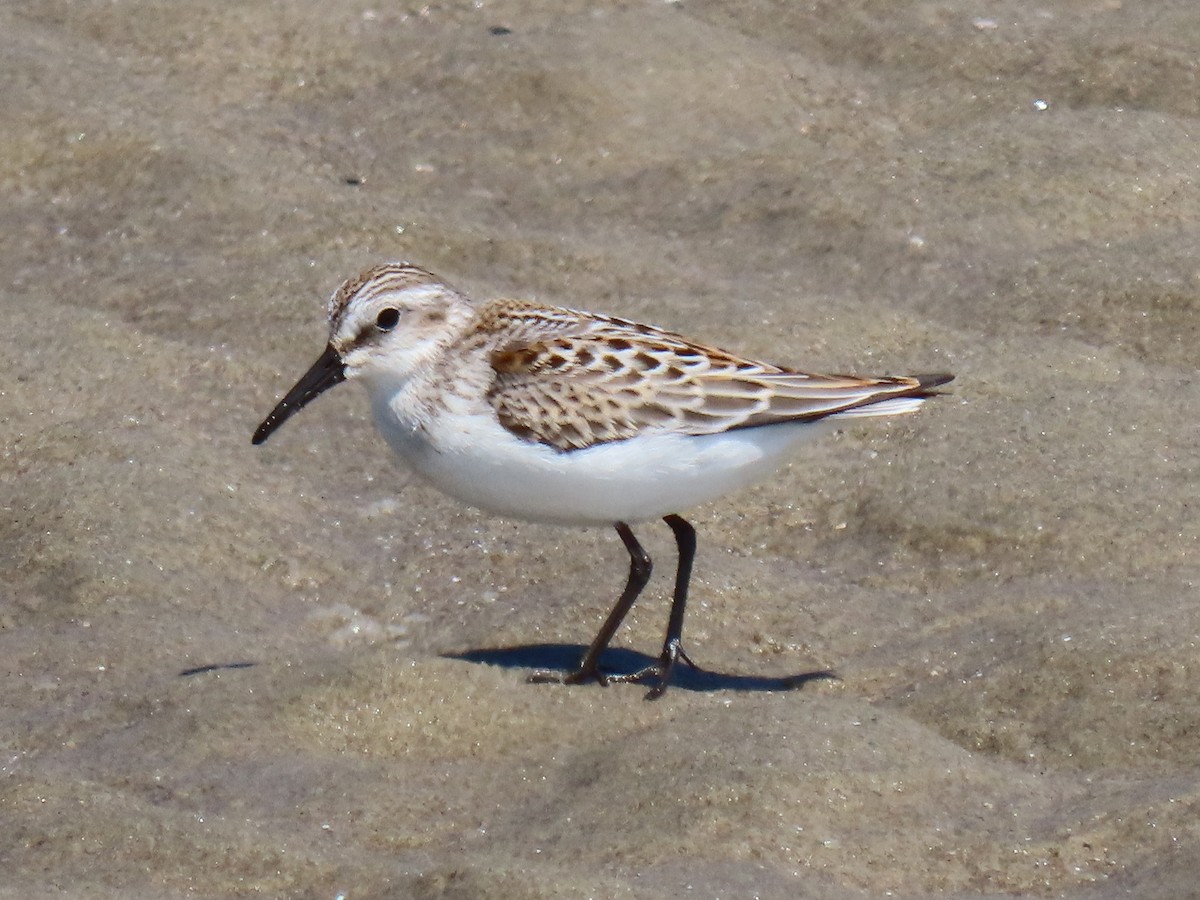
left=372, top=397, right=834, bottom=525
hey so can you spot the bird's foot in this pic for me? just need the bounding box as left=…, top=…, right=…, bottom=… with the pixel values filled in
left=603, top=640, right=693, bottom=700
left=529, top=642, right=696, bottom=698
left=528, top=665, right=611, bottom=687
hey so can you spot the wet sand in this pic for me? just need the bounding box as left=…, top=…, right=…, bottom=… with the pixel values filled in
left=3, top=1, right=1199, bottom=896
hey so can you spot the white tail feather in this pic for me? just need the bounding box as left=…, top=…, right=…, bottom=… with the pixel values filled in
left=828, top=397, right=927, bottom=419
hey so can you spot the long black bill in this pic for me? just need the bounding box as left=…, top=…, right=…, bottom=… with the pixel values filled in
left=252, top=344, right=346, bottom=445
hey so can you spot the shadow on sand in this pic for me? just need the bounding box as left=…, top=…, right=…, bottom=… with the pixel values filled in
left=446, top=644, right=837, bottom=694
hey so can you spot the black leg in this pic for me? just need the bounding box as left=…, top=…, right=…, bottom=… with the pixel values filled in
left=660, top=513, right=699, bottom=671
left=530, top=522, right=651, bottom=686
left=607, top=513, right=699, bottom=698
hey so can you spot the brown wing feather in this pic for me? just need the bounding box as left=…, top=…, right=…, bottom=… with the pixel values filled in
left=480, top=301, right=947, bottom=452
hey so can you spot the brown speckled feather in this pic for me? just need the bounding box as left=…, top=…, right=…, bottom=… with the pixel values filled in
left=474, top=300, right=949, bottom=452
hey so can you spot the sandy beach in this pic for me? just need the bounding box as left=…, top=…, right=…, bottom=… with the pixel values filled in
left=3, top=1, right=1199, bottom=896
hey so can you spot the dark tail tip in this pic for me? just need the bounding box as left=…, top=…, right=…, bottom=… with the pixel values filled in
left=915, top=372, right=955, bottom=392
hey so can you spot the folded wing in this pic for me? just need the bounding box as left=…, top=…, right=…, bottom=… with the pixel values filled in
left=481, top=303, right=951, bottom=452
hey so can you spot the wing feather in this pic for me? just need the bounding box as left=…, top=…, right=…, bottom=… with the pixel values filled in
left=476, top=300, right=950, bottom=452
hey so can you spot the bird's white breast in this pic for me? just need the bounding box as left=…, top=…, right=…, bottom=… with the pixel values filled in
left=369, top=383, right=834, bottom=525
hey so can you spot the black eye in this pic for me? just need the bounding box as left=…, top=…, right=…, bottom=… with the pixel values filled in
left=375, top=308, right=400, bottom=331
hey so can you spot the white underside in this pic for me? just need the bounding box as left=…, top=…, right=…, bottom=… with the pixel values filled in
left=365, top=387, right=908, bottom=524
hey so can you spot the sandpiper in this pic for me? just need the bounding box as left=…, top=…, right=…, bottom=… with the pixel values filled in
left=254, top=263, right=951, bottom=697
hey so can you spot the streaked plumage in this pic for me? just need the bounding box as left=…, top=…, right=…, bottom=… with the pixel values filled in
left=254, top=263, right=952, bottom=696
left=476, top=299, right=939, bottom=451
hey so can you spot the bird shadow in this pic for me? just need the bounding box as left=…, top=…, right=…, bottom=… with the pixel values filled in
left=445, top=644, right=837, bottom=694
left=177, top=660, right=257, bottom=677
